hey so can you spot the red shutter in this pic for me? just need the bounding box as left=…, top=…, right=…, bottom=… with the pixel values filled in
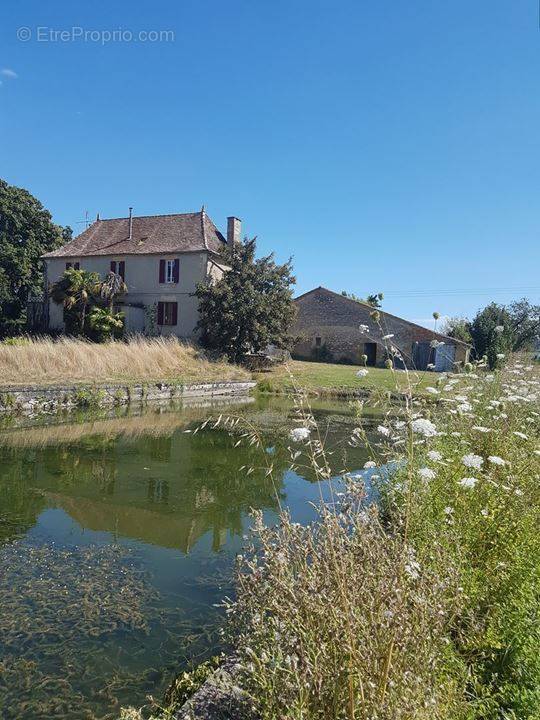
left=173, top=258, right=179, bottom=283
left=159, top=259, right=166, bottom=283
left=171, top=302, right=178, bottom=326
left=157, top=302, right=164, bottom=325
left=110, top=260, right=117, bottom=273
left=118, top=261, right=125, bottom=280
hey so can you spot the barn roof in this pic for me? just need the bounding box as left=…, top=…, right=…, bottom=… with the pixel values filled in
left=42, top=210, right=227, bottom=258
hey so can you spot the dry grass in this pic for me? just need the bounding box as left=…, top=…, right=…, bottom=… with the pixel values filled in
left=0, top=336, right=250, bottom=387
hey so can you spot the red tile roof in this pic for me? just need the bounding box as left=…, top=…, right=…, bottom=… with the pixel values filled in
left=42, top=210, right=227, bottom=258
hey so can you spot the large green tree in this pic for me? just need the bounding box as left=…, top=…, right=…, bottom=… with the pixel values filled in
left=195, top=238, right=296, bottom=363
left=0, top=179, right=71, bottom=336
left=470, top=303, right=514, bottom=369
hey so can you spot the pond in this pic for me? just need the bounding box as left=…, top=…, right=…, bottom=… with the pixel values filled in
left=0, top=394, right=382, bottom=719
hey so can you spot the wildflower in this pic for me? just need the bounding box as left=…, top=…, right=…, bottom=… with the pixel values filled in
left=427, top=450, right=442, bottom=461
left=494, top=325, right=504, bottom=333
left=418, top=467, right=436, bottom=480
left=481, top=508, right=489, bottom=517
left=356, top=368, right=369, bottom=378
left=462, top=453, right=483, bottom=469
left=443, top=506, right=454, bottom=515
left=382, top=333, right=394, bottom=340
left=411, top=418, right=437, bottom=437
left=513, top=431, right=528, bottom=440
left=457, top=402, right=472, bottom=413
left=425, top=387, right=440, bottom=395
left=488, top=456, right=505, bottom=466
left=430, top=339, right=444, bottom=348
left=496, top=353, right=505, bottom=360
left=459, top=477, right=479, bottom=489
left=289, top=427, right=310, bottom=442
left=472, top=426, right=491, bottom=433
left=358, top=324, right=369, bottom=333
left=534, top=450, right=540, bottom=456
left=377, top=425, right=391, bottom=437
left=427, top=363, right=436, bottom=370
left=363, top=460, right=377, bottom=469
left=451, top=431, right=461, bottom=437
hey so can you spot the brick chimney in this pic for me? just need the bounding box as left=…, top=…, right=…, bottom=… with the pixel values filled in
left=227, top=216, right=242, bottom=247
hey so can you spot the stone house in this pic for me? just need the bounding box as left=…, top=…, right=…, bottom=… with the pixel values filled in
left=42, top=209, right=241, bottom=338
left=292, top=286, right=470, bottom=372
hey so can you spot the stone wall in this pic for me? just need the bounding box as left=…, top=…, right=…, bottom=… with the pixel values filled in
left=293, top=287, right=470, bottom=371
left=0, top=381, right=256, bottom=416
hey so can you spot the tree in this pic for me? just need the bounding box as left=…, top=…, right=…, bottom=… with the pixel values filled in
left=87, top=307, right=125, bottom=342
left=506, top=298, right=540, bottom=351
left=194, top=238, right=296, bottom=363
left=442, top=316, right=473, bottom=345
left=0, top=179, right=69, bottom=336
left=470, top=303, right=513, bottom=369
left=50, top=268, right=101, bottom=335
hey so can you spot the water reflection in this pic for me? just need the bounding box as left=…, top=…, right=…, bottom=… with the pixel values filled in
left=0, top=395, right=380, bottom=719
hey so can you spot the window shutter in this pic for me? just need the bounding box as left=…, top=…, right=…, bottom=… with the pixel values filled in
left=74, top=262, right=80, bottom=270
left=66, top=262, right=72, bottom=270
left=171, top=302, right=178, bottom=326
left=157, top=302, right=164, bottom=325
left=110, top=260, right=117, bottom=273
left=159, top=259, right=166, bottom=283
left=118, top=261, right=125, bottom=280
left=173, top=258, right=179, bottom=283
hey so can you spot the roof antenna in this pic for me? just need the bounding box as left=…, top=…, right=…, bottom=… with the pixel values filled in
left=128, top=207, right=133, bottom=239
left=96, top=212, right=100, bottom=221
left=76, top=210, right=91, bottom=230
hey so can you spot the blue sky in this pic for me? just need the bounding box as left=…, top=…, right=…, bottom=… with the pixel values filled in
left=1, top=0, right=539, bottom=327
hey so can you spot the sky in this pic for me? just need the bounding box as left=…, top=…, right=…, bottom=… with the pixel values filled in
left=1, top=0, right=539, bottom=328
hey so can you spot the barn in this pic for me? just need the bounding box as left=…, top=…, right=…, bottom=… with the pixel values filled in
left=292, top=287, right=470, bottom=372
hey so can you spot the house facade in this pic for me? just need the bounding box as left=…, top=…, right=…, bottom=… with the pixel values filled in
left=42, top=209, right=240, bottom=338
left=293, top=287, right=470, bottom=372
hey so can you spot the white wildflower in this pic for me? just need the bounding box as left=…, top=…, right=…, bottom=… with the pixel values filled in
left=382, top=333, right=394, bottom=340
left=481, top=508, right=489, bottom=517
left=377, top=425, right=391, bottom=437
left=418, top=467, right=436, bottom=480
left=411, top=418, right=438, bottom=437
left=459, top=477, right=479, bottom=489
left=427, top=450, right=443, bottom=461
left=425, top=386, right=440, bottom=395
left=488, top=456, right=505, bottom=466
left=363, top=461, right=377, bottom=469
left=358, top=324, right=369, bottom=333
left=513, top=431, right=528, bottom=440
left=458, top=402, right=472, bottom=413
left=496, top=353, right=505, bottom=360
left=472, top=426, right=491, bottom=433
left=356, top=368, right=369, bottom=378
left=462, top=453, right=484, bottom=469
left=494, top=325, right=504, bottom=334
left=443, top=506, right=454, bottom=515
left=289, top=427, right=311, bottom=442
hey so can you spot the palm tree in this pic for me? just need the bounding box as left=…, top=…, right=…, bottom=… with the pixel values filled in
left=50, top=268, right=101, bottom=335
left=99, top=271, right=127, bottom=311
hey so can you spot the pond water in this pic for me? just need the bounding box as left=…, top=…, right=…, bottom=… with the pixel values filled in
left=0, top=395, right=381, bottom=719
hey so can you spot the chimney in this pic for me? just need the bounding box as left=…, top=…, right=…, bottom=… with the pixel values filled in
left=227, top=216, right=242, bottom=247
left=128, top=207, right=133, bottom=239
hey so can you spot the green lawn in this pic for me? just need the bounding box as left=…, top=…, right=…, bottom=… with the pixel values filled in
left=256, top=359, right=435, bottom=396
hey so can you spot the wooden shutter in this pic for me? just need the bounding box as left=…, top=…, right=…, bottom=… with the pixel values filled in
left=110, top=260, right=117, bottom=273
left=157, top=302, right=164, bottom=325
left=171, top=302, right=178, bottom=326
left=118, top=261, right=125, bottom=280
left=173, top=258, right=179, bottom=283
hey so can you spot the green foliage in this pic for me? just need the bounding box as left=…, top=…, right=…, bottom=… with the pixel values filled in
left=310, top=342, right=334, bottom=363
left=442, top=316, right=473, bottom=344
left=162, top=656, right=222, bottom=709
left=87, top=307, right=125, bottom=342
left=195, top=238, right=296, bottom=363
left=72, top=388, right=105, bottom=407
left=0, top=178, right=70, bottom=336
left=50, top=268, right=125, bottom=340
left=470, top=303, right=513, bottom=369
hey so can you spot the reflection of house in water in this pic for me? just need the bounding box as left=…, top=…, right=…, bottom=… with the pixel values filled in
left=8, top=424, right=285, bottom=554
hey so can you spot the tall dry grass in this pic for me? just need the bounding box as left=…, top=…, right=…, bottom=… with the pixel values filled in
left=0, top=336, right=249, bottom=386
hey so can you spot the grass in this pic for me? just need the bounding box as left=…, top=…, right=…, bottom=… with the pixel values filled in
left=256, top=358, right=435, bottom=396
left=225, top=357, right=540, bottom=719
left=0, top=336, right=250, bottom=387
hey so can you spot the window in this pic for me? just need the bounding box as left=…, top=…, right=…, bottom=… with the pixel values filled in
left=315, top=336, right=322, bottom=347
left=110, top=260, right=125, bottom=280
left=157, top=301, right=178, bottom=326
left=159, top=258, right=179, bottom=284
left=66, top=261, right=80, bottom=270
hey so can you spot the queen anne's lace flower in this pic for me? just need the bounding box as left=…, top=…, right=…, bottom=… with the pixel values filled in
left=459, top=477, right=479, bottom=489
left=289, top=427, right=310, bottom=442
left=513, top=431, right=528, bottom=440
left=411, top=418, right=437, bottom=437
left=363, top=461, right=377, bottom=469
left=418, top=467, right=436, bottom=480
left=427, top=450, right=442, bottom=462
left=377, top=425, right=391, bottom=437
left=488, top=456, right=505, bottom=466
left=462, top=453, right=483, bottom=469
left=356, top=369, right=369, bottom=378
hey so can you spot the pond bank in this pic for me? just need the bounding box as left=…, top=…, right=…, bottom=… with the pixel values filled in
left=0, top=380, right=256, bottom=415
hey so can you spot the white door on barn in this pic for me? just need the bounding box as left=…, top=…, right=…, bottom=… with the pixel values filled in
left=435, top=344, right=456, bottom=372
